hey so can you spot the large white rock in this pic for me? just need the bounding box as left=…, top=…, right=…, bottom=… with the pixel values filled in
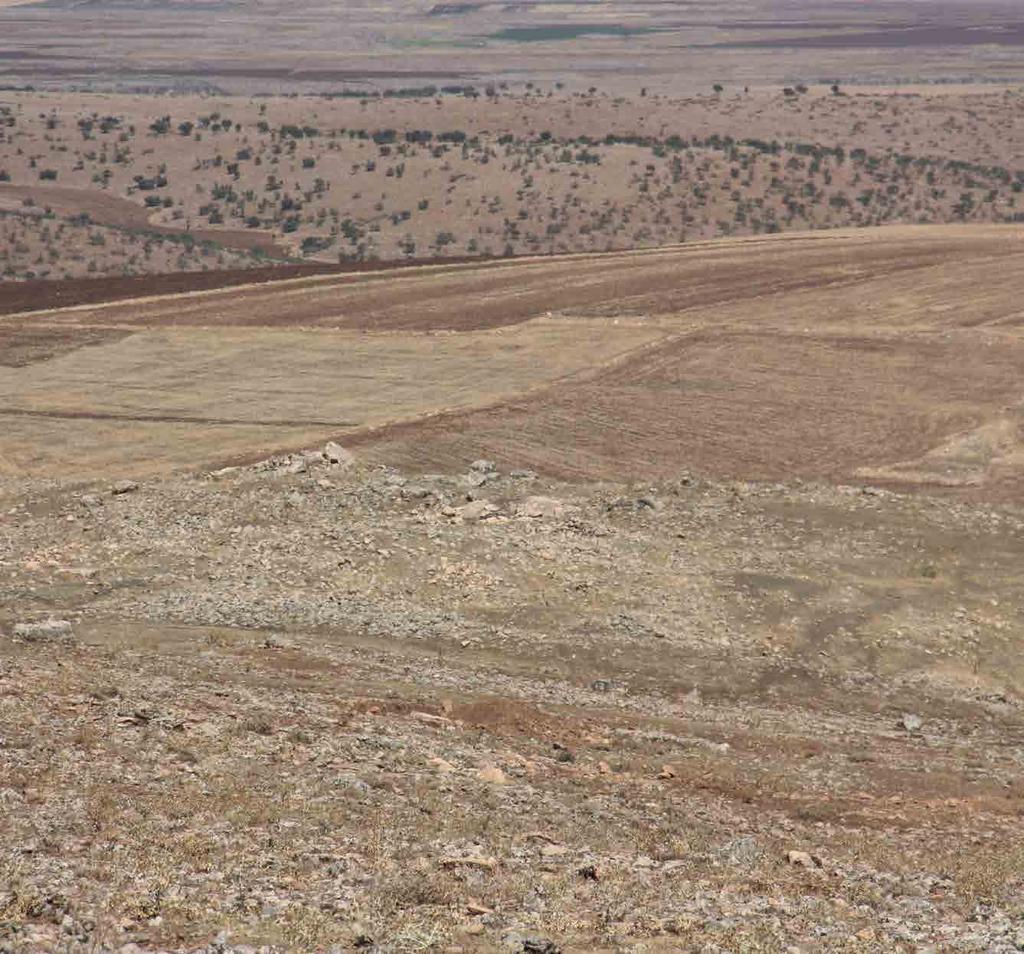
left=323, top=442, right=355, bottom=469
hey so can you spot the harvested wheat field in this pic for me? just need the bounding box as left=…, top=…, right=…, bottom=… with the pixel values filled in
left=5, top=226, right=1024, bottom=953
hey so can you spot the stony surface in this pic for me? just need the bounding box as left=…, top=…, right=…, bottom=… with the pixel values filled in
left=2, top=451, right=1024, bottom=952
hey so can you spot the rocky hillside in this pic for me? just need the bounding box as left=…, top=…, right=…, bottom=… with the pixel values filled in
left=3, top=448, right=1024, bottom=952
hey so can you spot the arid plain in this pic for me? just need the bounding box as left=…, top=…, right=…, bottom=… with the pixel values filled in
left=5, top=1, right=1024, bottom=952
left=3, top=0, right=1024, bottom=94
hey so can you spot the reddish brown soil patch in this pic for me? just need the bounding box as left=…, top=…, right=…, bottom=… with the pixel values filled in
left=449, top=697, right=572, bottom=741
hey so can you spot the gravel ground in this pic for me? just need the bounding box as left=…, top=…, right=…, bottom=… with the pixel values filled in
left=2, top=450, right=1024, bottom=952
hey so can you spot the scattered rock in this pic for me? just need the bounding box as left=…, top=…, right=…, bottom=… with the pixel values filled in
left=500, top=932, right=528, bottom=952
left=323, top=441, right=355, bottom=468
left=458, top=500, right=500, bottom=522
left=503, top=934, right=561, bottom=954
left=477, top=765, right=509, bottom=785
left=470, top=459, right=496, bottom=474
left=517, top=496, right=564, bottom=519
left=524, top=831, right=560, bottom=844
left=280, top=457, right=308, bottom=475
left=902, top=713, right=923, bottom=732
left=11, top=619, right=74, bottom=643
left=785, top=850, right=821, bottom=868
left=411, top=710, right=452, bottom=725
left=440, top=853, right=498, bottom=871
left=352, top=929, right=375, bottom=948
left=110, top=479, right=138, bottom=495
left=3, top=447, right=1011, bottom=950
left=370, top=473, right=407, bottom=494
left=340, top=776, right=372, bottom=796
left=79, top=494, right=103, bottom=508
left=522, top=939, right=562, bottom=954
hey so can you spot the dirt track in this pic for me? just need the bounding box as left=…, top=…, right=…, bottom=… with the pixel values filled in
left=4, top=225, right=1024, bottom=494
left=0, top=183, right=290, bottom=257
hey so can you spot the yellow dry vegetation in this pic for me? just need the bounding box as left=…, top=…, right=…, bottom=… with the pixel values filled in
left=0, top=319, right=661, bottom=477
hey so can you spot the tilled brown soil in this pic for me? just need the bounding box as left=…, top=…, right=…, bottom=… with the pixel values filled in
left=358, top=326, right=1024, bottom=488
left=0, top=255, right=488, bottom=319
left=7, top=228, right=1011, bottom=332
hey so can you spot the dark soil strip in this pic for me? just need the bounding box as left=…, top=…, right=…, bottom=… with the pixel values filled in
left=0, top=408, right=360, bottom=427
left=0, top=254, right=493, bottom=316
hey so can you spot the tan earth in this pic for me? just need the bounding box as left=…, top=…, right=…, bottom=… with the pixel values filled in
left=5, top=77, right=1024, bottom=954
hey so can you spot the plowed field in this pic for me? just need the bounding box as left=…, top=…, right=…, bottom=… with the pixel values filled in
left=4, top=224, right=1024, bottom=496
